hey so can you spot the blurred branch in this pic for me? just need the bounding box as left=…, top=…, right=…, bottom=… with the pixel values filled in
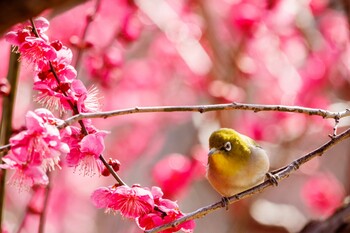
left=74, top=0, right=101, bottom=71
left=0, top=0, right=88, bottom=36
left=59, top=102, right=350, bottom=128
left=145, top=127, right=350, bottom=233
left=0, top=48, right=20, bottom=231
left=342, top=0, right=350, bottom=29
left=0, top=145, right=10, bottom=154
left=299, top=198, right=350, bottom=233
left=38, top=173, right=52, bottom=233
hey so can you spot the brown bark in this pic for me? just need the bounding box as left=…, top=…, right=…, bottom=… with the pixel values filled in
left=0, top=0, right=88, bottom=35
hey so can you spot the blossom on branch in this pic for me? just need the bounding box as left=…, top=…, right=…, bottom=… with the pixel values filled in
left=18, top=37, right=57, bottom=68
left=5, top=17, right=50, bottom=46
left=91, top=185, right=195, bottom=232
left=91, top=184, right=154, bottom=218
left=0, top=108, right=69, bottom=188
left=62, top=125, right=108, bottom=176
left=137, top=186, right=195, bottom=233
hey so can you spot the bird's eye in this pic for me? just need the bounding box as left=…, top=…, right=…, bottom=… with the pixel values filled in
left=223, top=142, right=232, bottom=152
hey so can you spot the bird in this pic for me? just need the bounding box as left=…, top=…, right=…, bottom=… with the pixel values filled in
left=206, top=128, right=270, bottom=202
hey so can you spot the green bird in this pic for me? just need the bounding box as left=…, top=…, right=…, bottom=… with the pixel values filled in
left=206, top=128, right=270, bottom=198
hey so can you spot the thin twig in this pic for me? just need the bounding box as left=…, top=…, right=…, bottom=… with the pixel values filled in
left=58, top=102, right=350, bottom=128
left=330, top=114, right=341, bottom=138
left=0, top=145, right=11, bottom=154
left=99, top=155, right=126, bottom=186
left=30, top=18, right=40, bottom=38
left=38, top=173, right=52, bottom=233
left=145, top=127, right=350, bottom=233
left=1, top=102, right=349, bottom=153
left=73, top=0, right=101, bottom=70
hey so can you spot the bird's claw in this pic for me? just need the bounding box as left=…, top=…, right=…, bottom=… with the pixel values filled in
left=266, top=172, right=279, bottom=186
left=221, top=196, right=230, bottom=210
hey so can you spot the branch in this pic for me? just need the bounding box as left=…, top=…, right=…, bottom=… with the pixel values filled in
left=0, top=0, right=88, bottom=36
left=0, top=48, right=20, bottom=231
left=2, top=102, right=349, bottom=152
left=144, top=127, right=350, bottom=233
left=299, top=200, right=350, bottom=233
left=73, top=0, right=102, bottom=70
left=59, top=102, right=350, bottom=128
left=38, top=173, right=52, bottom=233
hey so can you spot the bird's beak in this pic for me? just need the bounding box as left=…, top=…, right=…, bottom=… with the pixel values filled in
left=208, top=148, right=218, bottom=156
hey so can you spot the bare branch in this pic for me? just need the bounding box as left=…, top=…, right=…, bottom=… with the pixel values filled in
left=144, top=127, right=350, bottom=233
left=59, top=102, right=350, bottom=128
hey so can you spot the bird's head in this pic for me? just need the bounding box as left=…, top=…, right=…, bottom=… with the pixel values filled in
left=208, top=128, right=252, bottom=163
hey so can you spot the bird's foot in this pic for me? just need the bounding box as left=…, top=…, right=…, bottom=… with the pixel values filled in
left=266, top=172, right=279, bottom=186
left=221, top=196, right=230, bottom=210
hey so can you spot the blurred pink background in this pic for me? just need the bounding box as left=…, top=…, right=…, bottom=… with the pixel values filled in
left=1, top=0, right=350, bottom=232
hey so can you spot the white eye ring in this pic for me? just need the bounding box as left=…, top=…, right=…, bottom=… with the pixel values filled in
left=224, top=142, right=232, bottom=152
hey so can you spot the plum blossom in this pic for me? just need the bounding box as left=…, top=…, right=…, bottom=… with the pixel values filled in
left=91, top=185, right=154, bottom=218
left=91, top=185, right=195, bottom=232
left=5, top=17, right=50, bottom=46
left=0, top=108, right=69, bottom=188
left=301, top=173, right=345, bottom=217
left=152, top=153, right=196, bottom=198
left=137, top=186, right=195, bottom=233
left=62, top=126, right=108, bottom=176
left=1, top=155, right=49, bottom=189
left=70, top=80, right=101, bottom=113
left=18, top=37, right=57, bottom=69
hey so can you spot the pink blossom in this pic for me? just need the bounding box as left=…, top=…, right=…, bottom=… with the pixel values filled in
left=137, top=186, right=195, bottom=232
left=80, top=133, right=105, bottom=161
left=118, top=10, right=142, bottom=43
left=8, top=109, right=68, bottom=169
left=0, top=155, right=48, bottom=189
left=109, top=185, right=155, bottom=218
left=309, top=0, right=329, bottom=15
left=5, top=17, right=49, bottom=46
left=152, top=153, right=195, bottom=198
left=35, top=54, right=77, bottom=84
left=62, top=126, right=108, bottom=176
left=91, top=185, right=154, bottom=218
left=70, top=80, right=101, bottom=113
left=33, top=60, right=77, bottom=112
left=90, top=186, right=114, bottom=209
left=229, top=2, right=265, bottom=36
left=301, top=174, right=345, bottom=217
left=85, top=46, right=124, bottom=86
left=61, top=126, right=83, bottom=166
left=0, top=109, right=69, bottom=188
left=91, top=184, right=194, bottom=231
left=34, top=82, right=74, bottom=113
left=19, top=37, right=57, bottom=69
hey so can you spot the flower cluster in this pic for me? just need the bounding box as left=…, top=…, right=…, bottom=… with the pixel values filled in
left=2, top=17, right=108, bottom=185
left=61, top=125, right=109, bottom=176
left=5, top=17, right=98, bottom=114
left=0, top=109, right=68, bottom=188
left=2, top=15, right=194, bottom=233
left=91, top=185, right=195, bottom=232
